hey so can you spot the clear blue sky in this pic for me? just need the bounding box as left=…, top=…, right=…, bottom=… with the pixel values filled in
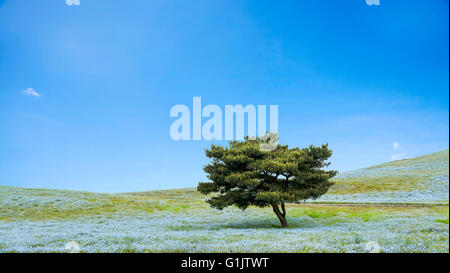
left=0, top=0, right=448, bottom=192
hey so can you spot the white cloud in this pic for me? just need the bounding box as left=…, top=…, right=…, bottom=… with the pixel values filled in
left=21, top=88, right=40, bottom=97
left=391, top=153, right=405, bottom=161
left=393, top=142, right=399, bottom=149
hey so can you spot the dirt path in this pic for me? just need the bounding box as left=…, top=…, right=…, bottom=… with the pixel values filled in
left=294, top=203, right=448, bottom=208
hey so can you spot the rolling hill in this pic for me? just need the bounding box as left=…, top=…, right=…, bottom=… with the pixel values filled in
left=0, top=150, right=448, bottom=252
left=315, top=150, right=449, bottom=204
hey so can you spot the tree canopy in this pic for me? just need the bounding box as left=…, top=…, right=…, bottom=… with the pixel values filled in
left=197, top=134, right=337, bottom=227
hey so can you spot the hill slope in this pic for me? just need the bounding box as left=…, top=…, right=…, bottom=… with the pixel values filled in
left=313, top=150, right=449, bottom=204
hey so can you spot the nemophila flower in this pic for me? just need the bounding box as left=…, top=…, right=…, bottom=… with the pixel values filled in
left=0, top=151, right=447, bottom=253
left=0, top=209, right=448, bottom=253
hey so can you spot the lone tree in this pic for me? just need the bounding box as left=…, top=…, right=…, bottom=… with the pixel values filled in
left=197, top=134, right=337, bottom=228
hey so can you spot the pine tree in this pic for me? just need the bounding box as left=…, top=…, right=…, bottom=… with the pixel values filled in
left=197, top=134, right=337, bottom=228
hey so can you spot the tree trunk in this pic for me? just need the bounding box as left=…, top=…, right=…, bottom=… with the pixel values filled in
left=271, top=203, right=288, bottom=228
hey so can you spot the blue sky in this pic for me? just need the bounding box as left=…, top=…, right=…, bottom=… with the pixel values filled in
left=0, top=0, right=448, bottom=192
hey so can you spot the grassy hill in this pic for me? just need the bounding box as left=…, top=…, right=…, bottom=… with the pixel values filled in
left=0, top=150, right=448, bottom=252
left=315, top=150, right=449, bottom=204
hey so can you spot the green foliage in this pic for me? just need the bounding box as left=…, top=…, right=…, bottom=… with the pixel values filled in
left=197, top=134, right=337, bottom=227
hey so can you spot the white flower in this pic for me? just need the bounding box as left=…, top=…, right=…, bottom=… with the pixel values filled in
left=65, top=241, right=80, bottom=253
left=365, top=241, right=381, bottom=253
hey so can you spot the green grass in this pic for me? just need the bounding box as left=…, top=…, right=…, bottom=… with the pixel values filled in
left=329, top=175, right=424, bottom=194
left=436, top=218, right=449, bottom=224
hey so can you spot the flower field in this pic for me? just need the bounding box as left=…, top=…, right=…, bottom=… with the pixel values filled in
left=0, top=150, right=448, bottom=253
